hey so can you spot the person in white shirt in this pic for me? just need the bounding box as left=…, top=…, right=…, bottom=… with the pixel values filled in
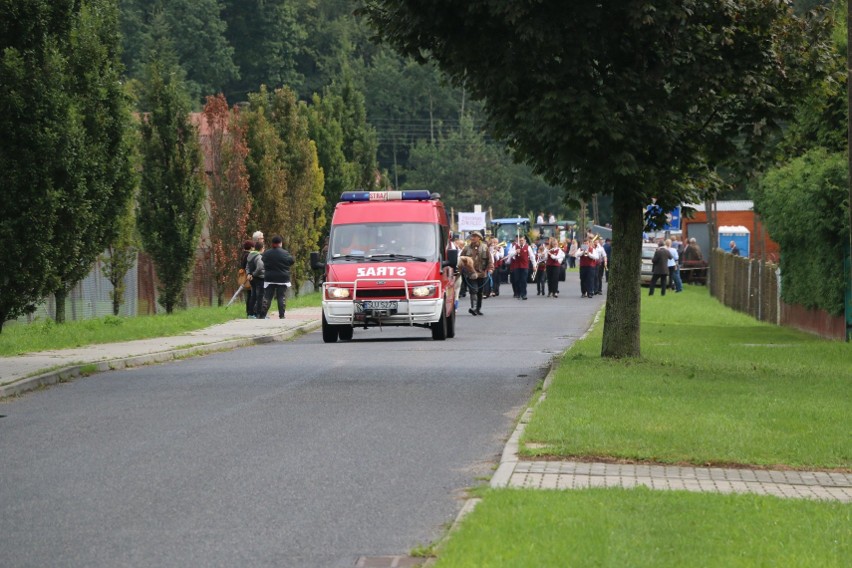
left=665, top=238, right=683, bottom=292
left=575, top=237, right=600, bottom=298
left=594, top=238, right=607, bottom=295
left=489, top=237, right=505, bottom=297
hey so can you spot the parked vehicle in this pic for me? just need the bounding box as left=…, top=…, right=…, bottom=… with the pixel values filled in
left=311, top=190, right=458, bottom=343
left=640, top=242, right=658, bottom=286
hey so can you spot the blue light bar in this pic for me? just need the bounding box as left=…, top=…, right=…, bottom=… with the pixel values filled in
left=340, top=190, right=433, bottom=202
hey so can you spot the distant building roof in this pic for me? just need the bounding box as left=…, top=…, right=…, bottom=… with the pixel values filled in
left=718, top=225, right=751, bottom=234
left=685, top=201, right=754, bottom=212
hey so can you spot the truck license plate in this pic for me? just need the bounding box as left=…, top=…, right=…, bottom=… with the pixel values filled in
left=360, top=300, right=398, bottom=311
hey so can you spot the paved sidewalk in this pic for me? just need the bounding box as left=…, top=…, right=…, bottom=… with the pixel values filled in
left=0, top=307, right=322, bottom=398
left=490, top=398, right=852, bottom=503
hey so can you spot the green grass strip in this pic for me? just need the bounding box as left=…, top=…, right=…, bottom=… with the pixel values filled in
left=523, top=286, right=851, bottom=469
left=0, top=292, right=322, bottom=356
left=435, top=488, right=851, bottom=567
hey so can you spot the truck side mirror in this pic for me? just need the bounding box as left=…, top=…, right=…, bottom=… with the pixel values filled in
left=443, top=248, right=458, bottom=269
left=310, top=251, right=325, bottom=270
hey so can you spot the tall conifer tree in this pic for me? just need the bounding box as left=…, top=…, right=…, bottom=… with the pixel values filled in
left=137, top=47, right=206, bottom=313
left=50, top=0, right=137, bottom=323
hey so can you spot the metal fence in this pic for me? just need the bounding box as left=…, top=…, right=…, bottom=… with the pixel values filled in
left=12, top=247, right=315, bottom=327
left=14, top=249, right=220, bottom=325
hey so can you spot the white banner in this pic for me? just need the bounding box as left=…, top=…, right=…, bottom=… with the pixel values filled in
left=458, top=212, right=486, bottom=231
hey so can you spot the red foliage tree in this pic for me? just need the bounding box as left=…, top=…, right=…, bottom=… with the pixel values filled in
left=203, top=93, right=251, bottom=304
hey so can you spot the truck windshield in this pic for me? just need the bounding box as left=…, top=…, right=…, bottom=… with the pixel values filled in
left=329, top=222, right=440, bottom=261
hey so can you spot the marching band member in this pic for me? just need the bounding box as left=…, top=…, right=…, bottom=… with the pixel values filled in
left=595, top=237, right=608, bottom=295
left=545, top=237, right=565, bottom=298
left=506, top=235, right=535, bottom=300
left=489, top=237, right=505, bottom=297
left=534, top=242, right=547, bottom=295
left=575, top=237, right=600, bottom=298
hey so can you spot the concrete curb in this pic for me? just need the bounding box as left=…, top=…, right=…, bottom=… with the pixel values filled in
left=423, top=307, right=605, bottom=565
left=491, top=308, right=601, bottom=489
left=0, top=319, right=321, bottom=399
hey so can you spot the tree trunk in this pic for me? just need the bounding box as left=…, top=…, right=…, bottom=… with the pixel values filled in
left=600, top=193, right=643, bottom=358
left=54, top=289, right=67, bottom=324
left=112, top=282, right=122, bottom=316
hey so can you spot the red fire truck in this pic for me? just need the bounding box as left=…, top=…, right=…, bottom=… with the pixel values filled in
left=311, top=190, right=458, bottom=343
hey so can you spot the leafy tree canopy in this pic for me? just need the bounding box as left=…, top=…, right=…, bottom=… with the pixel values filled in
left=361, top=0, right=830, bottom=357
left=754, top=148, right=848, bottom=315
left=121, top=0, right=238, bottom=101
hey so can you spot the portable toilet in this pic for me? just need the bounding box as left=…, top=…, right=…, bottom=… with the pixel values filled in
left=718, top=225, right=750, bottom=257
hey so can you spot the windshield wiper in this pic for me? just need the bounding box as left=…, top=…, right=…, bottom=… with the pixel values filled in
left=331, top=254, right=366, bottom=261
left=368, top=253, right=428, bottom=262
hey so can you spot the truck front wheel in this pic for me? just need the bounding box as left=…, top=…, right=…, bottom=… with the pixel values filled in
left=322, top=313, right=339, bottom=343
left=431, top=303, right=448, bottom=340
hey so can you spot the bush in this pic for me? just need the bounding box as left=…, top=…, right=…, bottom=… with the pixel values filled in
left=754, top=148, right=848, bottom=316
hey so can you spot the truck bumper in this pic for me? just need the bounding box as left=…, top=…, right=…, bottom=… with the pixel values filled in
left=323, top=299, right=444, bottom=326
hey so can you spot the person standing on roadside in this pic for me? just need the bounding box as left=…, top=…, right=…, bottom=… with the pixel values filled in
left=246, top=241, right=265, bottom=318
left=665, top=238, right=683, bottom=292
left=649, top=242, right=672, bottom=296
left=683, top=237, right=703, bottom=262
left=239, top=240, right=254, bottom=316
left=258, top=235, right=294, bottom=320
left=252, top=230, right=264, bottom=248
left=460, top=231, right=493, bottom=315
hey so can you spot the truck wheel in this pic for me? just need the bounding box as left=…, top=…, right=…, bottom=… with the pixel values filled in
left=338, top=326, right=354, bottom=341
left=431, top=304, right=448, bottom=340
left=446, top=304, right=456, bottom=339
left=322, top=313, right=339, bottom=343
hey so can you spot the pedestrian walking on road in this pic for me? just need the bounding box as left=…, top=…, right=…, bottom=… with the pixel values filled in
left=461, top=231, right=493, bottom=315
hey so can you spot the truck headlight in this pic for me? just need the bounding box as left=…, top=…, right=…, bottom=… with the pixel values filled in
left=327, top=287, right=350, bottom=299
left=411, top=285, right=436, bottom=298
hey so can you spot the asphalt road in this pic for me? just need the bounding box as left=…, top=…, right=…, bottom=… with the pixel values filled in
left=0, top=277, right=603, bottom=567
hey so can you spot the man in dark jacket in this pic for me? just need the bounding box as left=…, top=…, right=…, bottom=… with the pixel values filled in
left=258, top=235, right=295, bottom=319
left=648, top=242, right=672, bottom=296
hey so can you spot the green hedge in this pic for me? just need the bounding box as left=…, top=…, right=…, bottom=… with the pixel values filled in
left=754, top=148, right=848, bottom=316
